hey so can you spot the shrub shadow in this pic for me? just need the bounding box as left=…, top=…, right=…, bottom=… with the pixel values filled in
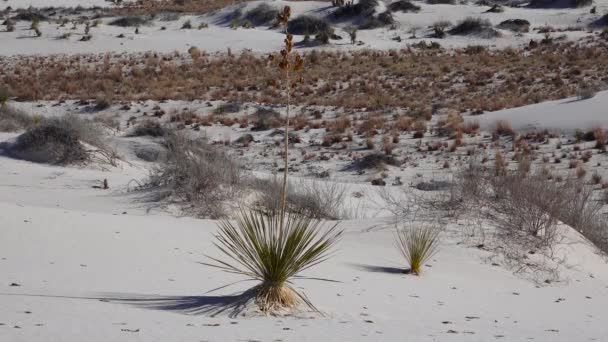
left=348, top=262, right=408, bottom=274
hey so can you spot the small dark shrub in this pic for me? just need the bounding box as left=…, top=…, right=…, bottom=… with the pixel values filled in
left=129, top=120, right=166, bottom=137
left=388, top=1, right=421, bottom=12
left=109, top=16, right=150, bottom=27
left=333, top=0, right=378, bottom=19
left=497, top=19, right=530, bottom=33
left=288, top=16, right=331, bottom=35
left=245, top=3, right=279, bottom=26
left=360, top=11, right=395, bottom=30
left=426, top=0, right=456, bottom=4
left=354, top=152, right=401, bottom=170
left=214, top=102, right=241, bottom=115
left=252, top=107, right=282, bottom=131
left=450, top=17, right=500, bottom=38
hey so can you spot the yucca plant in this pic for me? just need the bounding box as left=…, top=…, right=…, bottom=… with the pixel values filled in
left=206, top=6, right=341, bottom=315
left=207, top=210, right=341, bottom=313
left=396, top=225, right=440, bottom=275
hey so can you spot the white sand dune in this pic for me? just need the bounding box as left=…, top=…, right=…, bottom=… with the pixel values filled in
left=1, top=127, right=608, bottom=341
left=471, top=90, right=608, bottom=133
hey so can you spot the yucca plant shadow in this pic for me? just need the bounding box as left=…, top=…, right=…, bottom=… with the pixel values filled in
left=347, top=262, right=408, bottom=275
left=97, top=290, right=258, bottom=318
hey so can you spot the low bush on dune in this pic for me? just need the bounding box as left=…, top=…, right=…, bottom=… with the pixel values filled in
left=497, top=19, right=530, bottom=33
left=353, top=152, right=401, bottom=170
left=109, top=16, right=151, bottom=27
left=530, top=0, right=592, bottom=7
left=0, top=105, right=34, bottom=132
left=333, top=0, right=379, bottom=19
left=128, top=119, right=166, bottom=137
left=396, top=225, right=440, bottom=275
left=287, top=15, right=331, bottom=35
left=449, top=17, right=500, bottom=38
left=146, top=132, right=243, bottom=218
left=426, top=0, right=456, bottom=4
left=359, top=11, right=395, bottom=30
left=244, top=3, right=279, bottom=26
left=7, top=117, right=89, bottom=164
left=253, top=177, right=347, bottom=220
left=252, top=107, right=282, bottom=131
left=388, top=0, right=421, bottom=12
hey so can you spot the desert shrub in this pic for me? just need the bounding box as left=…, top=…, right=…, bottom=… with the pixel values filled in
left=0, top=105, right=34, bottom=132
left=497, top=19, right=530, bottom=33
left=146, top=132, right=243, bottom=218
left=12, top=11, right=47, bottom=22
left=109, top=16, right=151, bottom=27
left=493, top=120, right=515, bottom=136
left=530, top=0, right=592, bottom=7
left=594, top=128, right=606, bottom=151
left=396, top=225, right=440, bottom=275
left=7, top=116, right=91, bottom=164
left=214, top=102, right=241, bottom=115
left=95, top=94, right=112, bottom=110
left=0, top=86, right=9, bottom=105
left=577, top=84, right=598, bottom=100
left=388, top=1, right=421, bottom=12
left=449, top=17, right=500, bottom=38
left=353, top=152, right=401, bottom=170
left=129, top=119, right=165, bottom=137
left=254, top=178, right=347, bottom=220
left=431, top=20, right=451, bottom=38
left=360, top=11, right=395, bottom=30
left=288, top=16, right=331, bottom=35
left=206, top=209, right=341, bottom=313
left=485, top=173, right=571, bottom=246
left=181, top=19, right=192, bottom=29
left=333, top=0, right=378, bottom=19
left=252, top=107, right=282, bottom=131
left=244, top=3, right=279, bottom=26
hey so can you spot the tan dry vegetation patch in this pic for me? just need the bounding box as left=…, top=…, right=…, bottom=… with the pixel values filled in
left=1, top=40, right=607, bottom=116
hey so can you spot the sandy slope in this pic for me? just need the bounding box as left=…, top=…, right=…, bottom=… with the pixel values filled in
left=0, top=150, right=607, bottom=341
left=472, top=90, right=608, bottom=133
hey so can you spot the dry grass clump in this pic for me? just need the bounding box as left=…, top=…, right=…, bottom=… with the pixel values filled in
left=146, top=132, right=243, bottom=218
left=129, top=119, right=166, bottom=137
left=493, top=120, right=515, bottom=137
left=254, top=178, right=347, bottom=220
left=0, top=105, right=34, bottom=132
left=396, top=225, right=440, bottom=275
left=593, top=128, right=606, bottom=152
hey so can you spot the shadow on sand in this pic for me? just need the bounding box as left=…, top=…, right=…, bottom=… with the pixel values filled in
left=0, top=290, right=257, bottom=318
left=347, top=262, right=408, bottom=275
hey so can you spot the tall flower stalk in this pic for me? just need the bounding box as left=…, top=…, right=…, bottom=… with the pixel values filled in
left=275, top=6, right=303, bottom=229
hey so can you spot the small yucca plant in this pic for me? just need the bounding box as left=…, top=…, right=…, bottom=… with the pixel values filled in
left=208, top=210, right=341, bottom=313
left=396, top=226, right=440, bottom=275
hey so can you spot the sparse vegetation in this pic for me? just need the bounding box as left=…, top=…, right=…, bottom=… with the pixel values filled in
left=146, top=131, right=243, bottom=218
